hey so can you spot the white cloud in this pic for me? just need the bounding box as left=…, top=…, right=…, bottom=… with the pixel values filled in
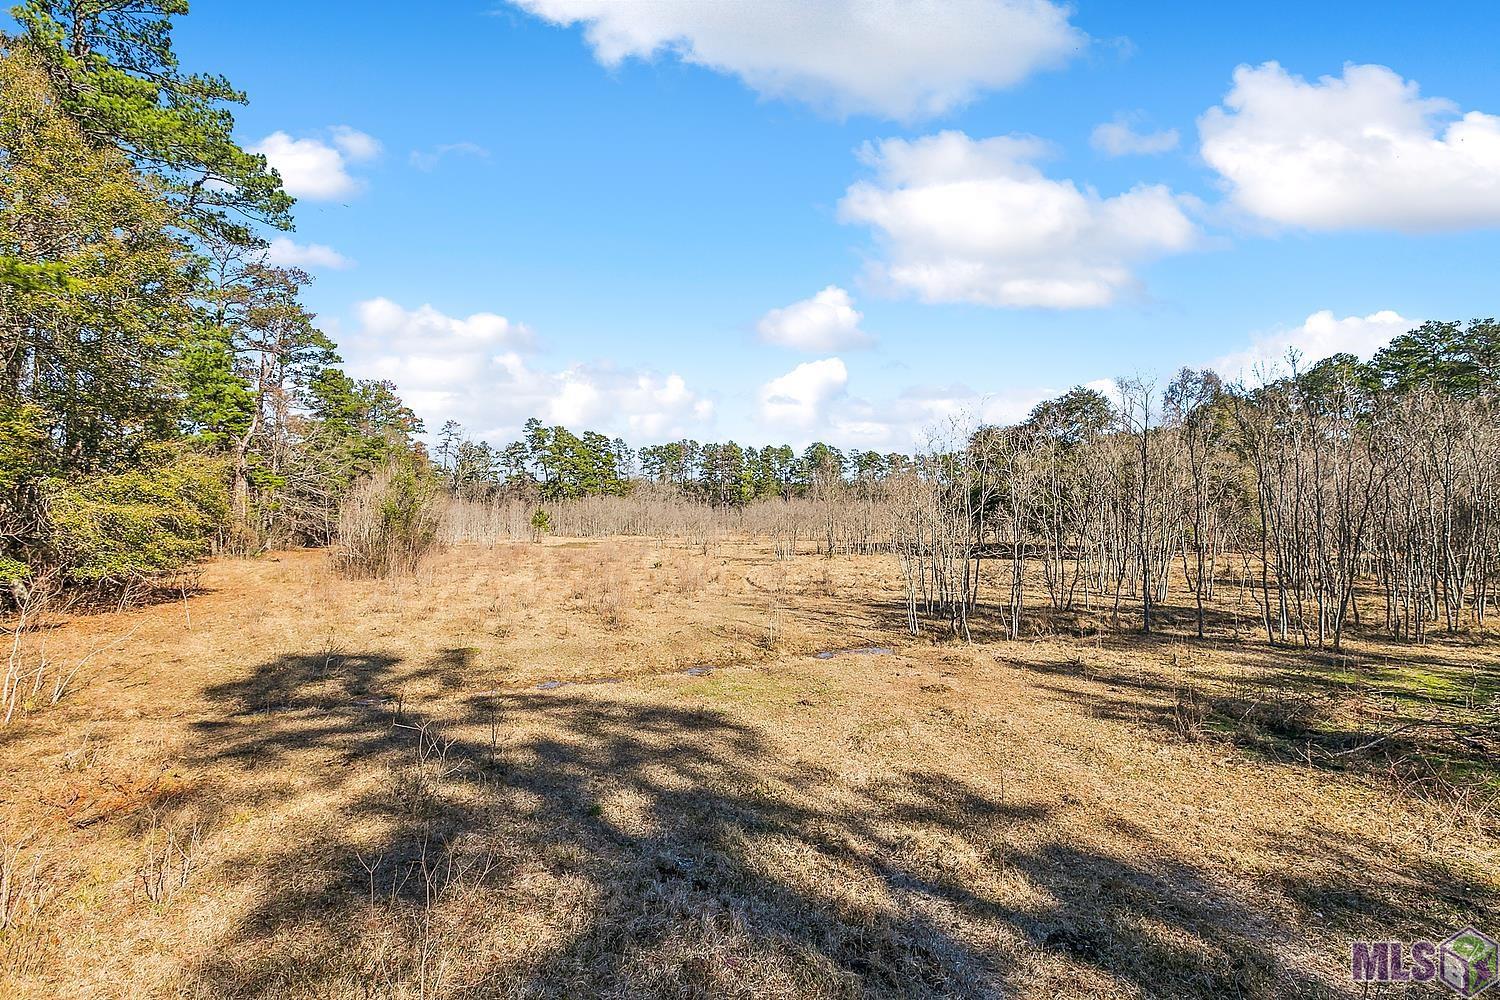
left=251, top=127, right=379, bottom=200
left=262, top=237, right=353, bottom=271
left=1200, top=62, right=1500, bottom=231
left=329, top=126, right=382, bottom=162
left=758, top=357, right=848, bottom=429
left=345, top=299, right=711, bottom=442
left=410, top=142, right=491, bottom=171
left=854, top=383, right=1051, bottom=444
left=756, top=285, right=871, bottom=351
left=356, top=297, right=536, bottom=354
left=839, top=131, right=1198, bottom=308
left=506, top=0, right=1085, bottom=120
left=755, top=357, right=1081, bottom=449
left=1090, top=114, right=1179, bottom=156
left=1213, top=309, right=1414, bottom=379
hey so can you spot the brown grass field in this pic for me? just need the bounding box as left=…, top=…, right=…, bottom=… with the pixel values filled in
left=1, top=538, right=1496, bottom=998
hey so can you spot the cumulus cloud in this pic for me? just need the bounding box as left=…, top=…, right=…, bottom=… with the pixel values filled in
left=755, top=359, right=1074, bottom=449
left=329, top=125, right=383, bottom=162
left=251, top=126, right=380, bottom=200
left=758, top=357, right=849, bottom=429
left=858, top=386, right=1056, bottom=443
left=1199, top=62, right=1500, bottom=231
left=262, top=237, right=353, bottom=271
left=344, top=299, right=711, bottom=442
left=839, top=131, right=1198, bottom=308
left=550, top=369, right=714, bottom=439
left=1213, top=309, right=1414, bottom=379
left=357, top=297, right=535, bottom=354
left=1090, top=114, right=1179, bottom=156
left=506, top=0, right=1085, bottom=119
left=757, top=286, right=871, bottom=351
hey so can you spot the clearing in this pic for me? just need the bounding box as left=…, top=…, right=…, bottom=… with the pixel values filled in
left=1, top=538, right=1496, bottom=998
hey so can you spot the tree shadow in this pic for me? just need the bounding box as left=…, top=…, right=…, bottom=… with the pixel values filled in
left=991, top=635, right=1498, bottom=800
left=1260, top=825, right=1495, bottom=941
left=179, top=649, right=1373, bottom=998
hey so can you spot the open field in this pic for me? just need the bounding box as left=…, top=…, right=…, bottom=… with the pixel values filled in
left=1, top=538, right=1497, bottom=999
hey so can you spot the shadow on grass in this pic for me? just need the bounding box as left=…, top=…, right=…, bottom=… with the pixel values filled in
left=997, top=644, right=1499, bottom=820
left=178, top=649, right=1389, bottom=998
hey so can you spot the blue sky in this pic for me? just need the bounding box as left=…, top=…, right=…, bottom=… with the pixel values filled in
left=149, top=2, right=1500, bottom=448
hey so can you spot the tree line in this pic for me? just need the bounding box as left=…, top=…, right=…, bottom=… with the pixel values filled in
left=432, top=318, right=1500, bottom=649
left=434, top=415, right=913, bottom=506
left=888, top=321, right=1499, bottom=647
left=1, top=2, right=423, bottom=595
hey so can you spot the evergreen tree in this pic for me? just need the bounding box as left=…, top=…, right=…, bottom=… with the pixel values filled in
left=14, top=0, right=293, bottom=241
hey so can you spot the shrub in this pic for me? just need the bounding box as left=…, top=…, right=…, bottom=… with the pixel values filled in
left=0, top=557, right=28, bottom=589
left=332, top=456, right=440, bottom=577
left=529, top=507, right=552, bottom=542
left=0, top=403, right=49, bottom=593
left=45, top=454, right=230, bottom=587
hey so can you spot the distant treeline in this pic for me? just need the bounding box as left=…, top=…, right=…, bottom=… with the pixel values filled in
left=434, top=417, right=909, bottom=505
left=437, top=315, right=1499, bottom=508
left=436, top=318, right=1500, bottom=649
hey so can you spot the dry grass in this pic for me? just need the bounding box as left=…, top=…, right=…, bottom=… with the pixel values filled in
left=0, top=537, right=1495, bottom=998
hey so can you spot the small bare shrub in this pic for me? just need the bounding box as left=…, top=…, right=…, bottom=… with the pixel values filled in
left=804, top=565, right=836, bottom=598
left=576, top=552, right=638, bottom=629
left=1171, top=685, right=1209, bottom=742
left=62, top=731, right=104, bottom=771
left=590, top=585, right=625, bottom=630
left=138, top=816, right=200, bottom=905
left=674, top=555, right=709, bottom=596
left=0, top=829, right=48, bottom=930
left=386, top=721, right=467, bottom=820
left=3, top=574, right=135, bottom=726
left=1212, top=682, right=1329, bottom=743
left=763, top=565, right=787, bottom=650
left=1230, top=689, right=1325, bottom=736
left=332, top=458, right=440, bottom=578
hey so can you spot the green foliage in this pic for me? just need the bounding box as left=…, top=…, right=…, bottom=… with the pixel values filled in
left=448, top=418, right=902, bottom=508
left=1025, top=385, right=1115, bottom=446
left=45, top=453, right=230, bottom=584
left=1370, top=319, right=1500, bottom=397
left=1293, top=352, right=1380, bottom=418
left=530, top=507, right=552, bottom=541
left=174, top=323, right=255, bottom=448
left=523, top=421, right=629, bottom=500
left=0, top=402, right=50, bottom=567
left=310, top=372, right=423, bottom=459
left=376, top=460, right=437, bottom=548
left=0, top=12, right=424, bottom=592
left=275, top=371, right=428, bottom=543
left=0, top=255, right=75, bottom=292
left=0, top=402, right=49, bottom=494
left=0, top=556, right=29, bottom=587
left=14, top=0, right=294, bottom=240
left=634, top=439, right=819, bottom=505
left=0, top=46, right=192, bottom=475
